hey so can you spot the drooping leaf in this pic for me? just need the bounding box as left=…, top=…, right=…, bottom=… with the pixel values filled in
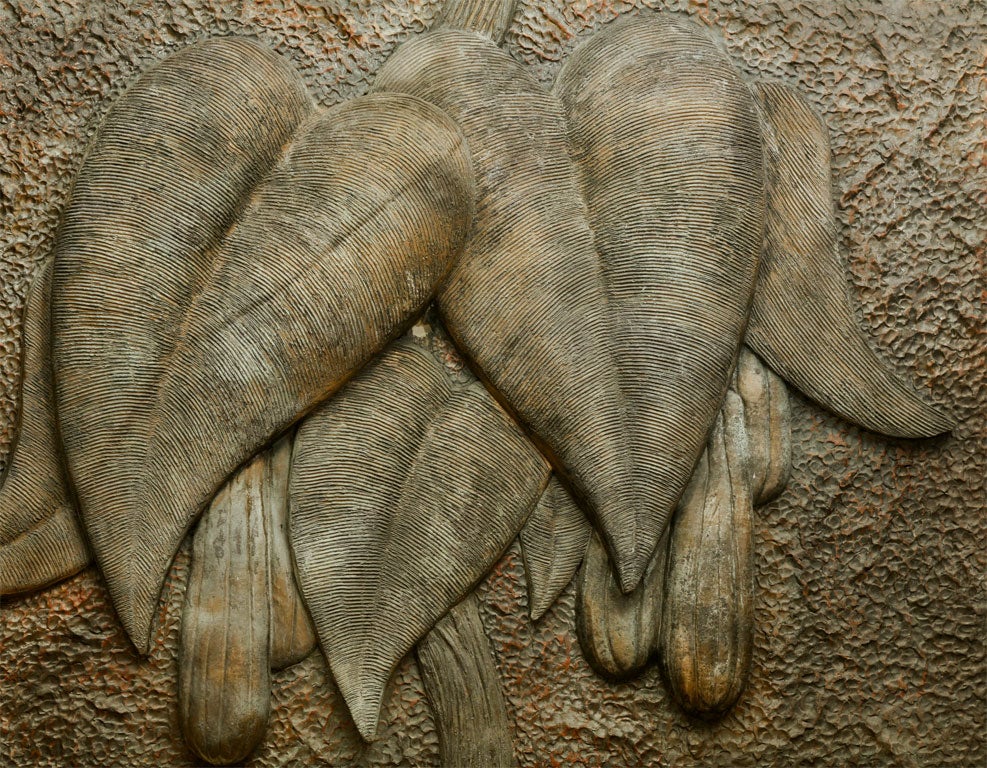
left=733, top=347, right=792, bottom=505
left=0, top=258, right=89, bottom=595
left=179, top=448, right=273, bottom=766
left=575, top=528, right=668, bottom=680
left=553, top=11, right=764, bottom=587
left=372, top=28, right=636, bottom=589
left=746, top=81, right=954, bottom=438
left=289, top=339, right=549, bottom=741
left=660, top=391, right=754, bottom=718
left=519, top=476, right=591, bottom=621
left=416, top=593, right=517, bottom=768
left=51, top=36, right=474, bottom=651
left=263, top=434, right=316, bottom=671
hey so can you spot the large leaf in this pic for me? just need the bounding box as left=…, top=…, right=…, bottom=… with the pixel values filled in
left=0, top=258, right=89, bottom=595
left=746, top=81, right=954, bottom=437
left=553, top=12, right=764, bottom=586
left=373, top=27, right=640, bottom=590
left=519, top=477, right=591, bottom=621
left=51, top=37, right=474, bottom=651
left=290, top=339, right=549, bottom=741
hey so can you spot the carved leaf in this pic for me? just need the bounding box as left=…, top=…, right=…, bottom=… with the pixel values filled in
left=555, top=12, right=764, bottom=588
left=263, top=434, right=316, bottom=671
left=734, top=347, right=792, bottom=505
left=519, top=476, right=592, bottom=621
left=575, top=528, right=668, bottom=680
left=437, top=0, right=518, bottom=43
left=289, top=339, right=549, bottom=741
left=51, top=37, right=474, bottom=651
left=660, top=391, right=754, bottom=718
left=746, top=81, right=954, bottom=437
left=0, top=258, right=89, bottom=595
left=179, top=449, right=273, bottom=766
left=416, top=593, right=517, bottom=768
left=372, top=29, right=636, bottom=588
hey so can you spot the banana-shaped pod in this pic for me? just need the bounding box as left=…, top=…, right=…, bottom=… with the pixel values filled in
left=0, top=258, right=89, bottom=595
left=51, top=37, right=474, bottom=652
left=660, top=391, right=755, bottom=718
left=747, top=81, right=954, bottom=438
left=555, top=11, right=765, bottom=586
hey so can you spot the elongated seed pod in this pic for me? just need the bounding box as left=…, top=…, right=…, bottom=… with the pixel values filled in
left=660, top=391, right=754, bottom=718
left=746, top=81, right=954, bottom=438
left=575, top=528, right=668, bottom=680
left=372, top=28, right=638, bottom=591
left=290, top=340, right=548, bottom=741
left=734, top=347, right=791, bottom=505
left=0, top=258, right=89, bottom=595
left=53, top=33, right=473, bottom=653
left=555, top=12, right=764, bottom=586
left=262, top=434, right=316, bottom=671
left=179, top=450, right=273, bottom=766
left=520, top=476, right=592, bottom=621
left=416, top=593, right=517, bottom=768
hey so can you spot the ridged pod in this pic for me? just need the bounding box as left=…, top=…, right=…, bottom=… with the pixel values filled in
left=575, top=529, right=668, bottom=680
left=747, top=81, right=954, bottom=438
left=660, top=391, right=754, bottom=718
left=519, top=476, right=592, bottom=621
left=289, top=340, right=549, bottom=741
left=555, top=12, right=764, bottom=586
left=734, top=347, right=791, bottom=505
left=416, top=593, right=517, bottom=768
left=372, top=28, right=636, bottom=591
left=52, top=35, right=474, bottom=651
left=0, top=259, right=89, bottom=595
left=179, top=449, right=273, bottom=766
left=263, top=434, right=316, bottom=671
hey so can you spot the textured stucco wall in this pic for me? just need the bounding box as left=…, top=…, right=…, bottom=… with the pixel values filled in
left=1, top=1, right=984, bottom=766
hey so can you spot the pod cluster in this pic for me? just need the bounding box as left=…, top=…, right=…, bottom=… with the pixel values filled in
left=0, top=4, right=954, bottom=765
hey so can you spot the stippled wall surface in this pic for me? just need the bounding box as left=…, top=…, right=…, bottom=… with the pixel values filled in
left=1, top=1, right=984, bottom=766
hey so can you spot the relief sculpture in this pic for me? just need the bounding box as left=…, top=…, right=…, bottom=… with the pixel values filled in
left=0, top=0, right=976, bottom=766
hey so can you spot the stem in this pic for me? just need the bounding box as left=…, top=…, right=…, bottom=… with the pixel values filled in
left=416, top=593, right=517, bottom=768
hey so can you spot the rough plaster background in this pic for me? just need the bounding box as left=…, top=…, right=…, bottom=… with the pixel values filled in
left=0, top=0, right=983, bottom=766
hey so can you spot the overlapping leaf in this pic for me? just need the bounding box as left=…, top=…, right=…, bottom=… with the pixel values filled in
left=0, top=259, right=89, bottom=595
left=747, top=81, right=954, bottom=437
left=519, top=477, right=592, bottom=621
left=51, top=38, right=474, bottom=651
left=554, top=12, right=765, bottom=586
left=289, top=339, right=549, bottom=741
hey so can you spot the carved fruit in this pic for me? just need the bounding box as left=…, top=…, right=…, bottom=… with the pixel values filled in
left=555, top=12, right=764, bottom=588
left=575, top=529, right=668, bottom=680
left=747, top=81, right=953, bottom=437
left=179, top=449, right=274, bottom=766
left=660, top=391, right=754, bottom=718
left=263, top=434, right=316, bottom=671
left=520, top=476, right=593, bottom=621
left=0, top=258, right=89, bottom=595
left=52, top=34, right=474, bottom=652
left=290, top=339, right=549, bottom=741
left=372, top=28, right=636, bottom=590
left=734, top=347, right=792, bottom=505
